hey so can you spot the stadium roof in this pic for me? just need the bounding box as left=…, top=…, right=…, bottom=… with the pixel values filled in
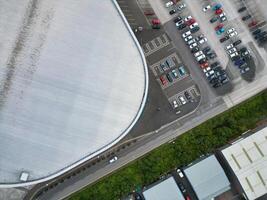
left=142, top=176, right=185, bottom=200
left=0, top=0, right=148, bottom=186
left=184, top=155, right=231, bottom=200
left=222, top=127, right=267, bottom=200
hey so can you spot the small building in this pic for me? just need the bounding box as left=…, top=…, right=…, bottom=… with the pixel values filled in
left=142, top=176, right=185, bottom=200
left=221, top=127, right=267, bottom=200
left=184, top=155, right=231, bottom=200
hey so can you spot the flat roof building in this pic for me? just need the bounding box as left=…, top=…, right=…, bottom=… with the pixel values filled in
left=142, top=176, right=185, bottom=200
left=221, top=127, right=267, bottom=200
left=184, top=155, right=231, bottom=200
left=0, top=0, right=148, bottom=186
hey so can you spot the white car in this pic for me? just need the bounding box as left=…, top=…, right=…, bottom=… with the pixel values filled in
left=177, top=3, right=186, bottom=10
left=178, top=96, right=186, bottom=105
left=229, top=31, right=238, bottom=37
left=196, top=54, right=206, bottom=61
left=184, top=35, right=193, bottom=42
left=226, top=28, right=236, bottom=34
left=176, top=20, right=184, bottom=27
left=184, top=15, right=192, bottom=21
left=205, top=70, right=214, bottom=77
left=202, top=5, right=211, bottom=12
left=177, top=169, right=184, bottom=178
left=189, top=42, right=197, bottom=49
left=187, top=39, right=196, bottom=45
left=194, top=51, right=203, bottom=57
left=226, top=44, right=234, bottom=50
left=203, top=66, right=211, bottom=73
left=173, top=100, right=178, bottom=108
left=198, top=37, right=207, bottom=44
left=189, top=22, right=199, bottom=29
left=109, top=156, right=118, bottom=164
left=165, top=1, right=173, bottom=8
left=227, top=47, right=237, bottom=54
left=171, top=69, right=178, bottom=78
left=230, top=52, right=239, bottom=59
left=182, top=30, right=191, bottom=38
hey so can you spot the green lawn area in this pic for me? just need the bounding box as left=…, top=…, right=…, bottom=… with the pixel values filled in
left=70, top=90, right=267, bottom=200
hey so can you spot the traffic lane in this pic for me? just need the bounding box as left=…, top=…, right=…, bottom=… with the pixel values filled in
left=163, top=21, right=218, bottom=104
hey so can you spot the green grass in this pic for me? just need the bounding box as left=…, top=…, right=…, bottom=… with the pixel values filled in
left=70, top=90, right=267, bottom=200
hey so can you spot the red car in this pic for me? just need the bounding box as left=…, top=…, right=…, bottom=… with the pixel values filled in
left=215, top=23, right=224, bottom=31
left=215, top=8, right=223, bottom=15
left=186, top=18, right=196, bottom=26
left=248, top=20, right=257, bottom=27
left=200, top=62, right=209, bottom=69
left=160, top=76, right=167, bottom=85
left=152, top=18, right=160, bottom=25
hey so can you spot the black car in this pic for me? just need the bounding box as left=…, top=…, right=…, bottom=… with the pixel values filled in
left=213, top=82, right=222, bottom=88
left=221, top=77, right=229, bottom=84
left=166, top=73, right=173, bottom=82
left=178, top=183, right=186, bottom=193
left=177, top=23, right=186, bottom=30
left=191, top=26, right=200, bottom=33
left=240, top=47, right=248, bottom=53
left=191, top=47, right=199, bottom=53
left=252, top=28, right=261, bottom=35
left=259, top=35, right=267, bottom=43
left=211, top=61, right=220, bottom=68
left=233, top=39, right=242, bottom=46
left=207, top=52, right=217, bottom=59
left=238, top=6, right=246, bottom=13
left=173, top=16, right=182, bottom=23
left=203, top=46, right=211, bottom=54
left=169, top=9, right=176, bottom=15
left=220, top=35, right=229, bottom=43
left=198, top=58, right=207, bottom=64
left=184, top=91, right=192, bottom=100
left=242, top=15, right=252, bottom=21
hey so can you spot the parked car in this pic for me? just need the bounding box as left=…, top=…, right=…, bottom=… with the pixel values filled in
left=203, top=46, right=211, bottom=53
left=248, top=20, right=258, bottom=28
left=240, top=66, right=250, bottom=74
left=178, top=183, right=186, bottom=193
left=178, top=66, right=186, bottom=76
left=212, top=3, right=222, bottom=11
left=165, top=1, right=174, bottom=8
left=191, top=47, right=199, bottom=53
left=227, top=28, right=236, bottom=34
left=171, top=69, right=179, bottom=78
left=160, top=63, right=168, bottom=71
left=189, top=42, right=198, bottom=49
left=182, top=30, right=191, bottom=38
left=215, top=23, right=224, bottom=31
left=233, top=39, right=242, bottom=46
left=187, top=39, right=196, bottom=46
left=210, top=16, right=218, bottom=23
left=252, top=28, right=261, bottom=35
left=229, top=31, right=238, bottom=37
left=196, top=54, right=206, bottom=61
left=184, top=35, right=193, bottom=42
left=178, top=96, right=186, bottom=105
left=242, top=15, right=252, bottom=21
left=176, top=19, right=184, bottom=27
left=238, top=6, right=246, bottom=13
left=194, top=51, right=203, bottom=57
left=169, top=9, right=176, bottom=15
left=200, top=62, right=209, bottom=69
left=220, top=35, right=229, bottom=43
left=219, top=13, right=227, bottom=22
left=198, top=37, right=207, bottom=45
left=173, top=16, right=182, bottom=23
left=177, top=3, right=186, bottom=11
left=173, top=100, right=178, bottom=108
left=177, top=23, right=186, bottom=30
left=230, top=52, right=239, bottom=60
left=160, top=75, right=167, bottom=85
left=184, top=15, right=192, bottom=21
left=186, top=18, right=196, bottom=26
left=166, top=73, right=173, bottom=82
left=144, top=10, right=154, bottom=16
left=189, top=22, right=199, bottom=30
left=226, top=43, right=234, bottom=50
left=202, top=4, right=211, bottom=12
left=184, top=91, right=192, bottom=100
left=215, top=8, right=223, bottom=15
left=191, top=26, right=200, bottom=33
left=227, top=47, right=237, bottom=54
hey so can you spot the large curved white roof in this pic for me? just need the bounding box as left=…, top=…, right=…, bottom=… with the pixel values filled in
left=0, top=0, right=148, bottom=185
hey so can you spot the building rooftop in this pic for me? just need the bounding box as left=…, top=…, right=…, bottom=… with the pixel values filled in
left=184, top=155, right=231, bottom=200
left=221, top=127, right=267, bottom=200
left=142, top=176, right=185, bottom=200
left=0, top=0, right=147, bottom=186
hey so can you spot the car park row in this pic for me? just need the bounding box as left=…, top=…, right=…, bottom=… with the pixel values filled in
left=202, top=2, right=253, bottom=75
left=166, top=1, right=230, bottom=89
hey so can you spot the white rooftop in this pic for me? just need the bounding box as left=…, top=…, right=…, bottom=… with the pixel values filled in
left=222, top=127, right=267, bottom=200
left=0, top=0, right=147, bottom=185
left=142, top=176, right=185, bottom=200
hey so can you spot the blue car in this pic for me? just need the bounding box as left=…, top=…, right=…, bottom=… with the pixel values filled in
left=235, top=59, right=245, bottom=67
left=212, top=3, right=222, bottom=11
left=216, top=28, right=225, bottom=35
